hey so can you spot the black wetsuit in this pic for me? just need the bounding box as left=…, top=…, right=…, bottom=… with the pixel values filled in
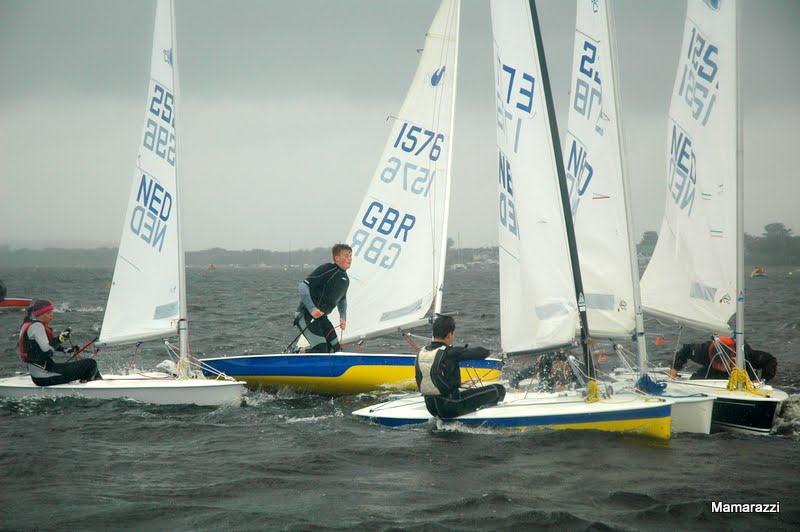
left=295, top=263, right=349, bottom=353
left=672, top=341, right=777, bottom=382
left=415, top=341, right=505, bottom=418
left=21, top=321, right=101, bottom=386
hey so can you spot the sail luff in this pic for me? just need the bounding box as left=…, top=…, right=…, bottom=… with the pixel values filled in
left=168, top=0, right=189, bottom=367
left=529, top=0, right=593, bottom=377
left=433, top=0, right=461, bottom=316
left=603, top=0, right=648, bottom=370
left=734, top=0, right=745, bottom=369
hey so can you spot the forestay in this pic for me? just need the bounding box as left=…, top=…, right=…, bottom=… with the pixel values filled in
left=341, top=0, right=460, bottom=342
left=490, top=0, right=578, bottom=354
left=565, top=0, right=636, bottom=339
left=100, top=0, right=181, bottom=346
left=640, top=0, right=736, bottom=333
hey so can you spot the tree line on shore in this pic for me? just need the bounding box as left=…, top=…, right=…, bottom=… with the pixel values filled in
left=1, top=223, right=797, bottom=268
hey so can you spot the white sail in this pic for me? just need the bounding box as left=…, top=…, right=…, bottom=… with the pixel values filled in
left=100, top=0, right=180, bottom=346
left=565, top=0, right=636, bottom=339
left=640, top=0, right=736, bottom=333
left=490, top=0, right=578, bottom=354
left=341, top=0, right=460, bottom=342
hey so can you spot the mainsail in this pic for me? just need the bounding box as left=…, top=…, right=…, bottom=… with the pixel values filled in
left=490, top=0, right=578, bottom=354
left=640, top=0, right=736, bottom=334
left=341, top=0, right=460, bottom=342
left=100, top=0, right=181, bottom=346
left=565, top=0, right=636, bottom=339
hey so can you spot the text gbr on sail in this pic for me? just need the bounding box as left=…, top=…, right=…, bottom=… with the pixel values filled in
left=352, top=200, right=415, bottom=269
left=130, top=173, right=172, bottom=252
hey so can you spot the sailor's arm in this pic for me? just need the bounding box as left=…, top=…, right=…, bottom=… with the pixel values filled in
left=337, top=298, right=347, bottom=330
left=298, top=282, right=323, bottom=318
left=667, top=343, right=696, bottom=378
left=747, top=346, right=777, bottom=382
left=450, top=345, right=491, bottom=361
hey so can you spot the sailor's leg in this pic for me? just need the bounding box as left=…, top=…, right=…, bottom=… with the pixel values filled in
left=438, top=384, right=506, bottom=418
left=46, top=359, right=101, bottom=384
left=305, top=316, right=334, bottom=353
left=295, top=311, right=325, bottom=353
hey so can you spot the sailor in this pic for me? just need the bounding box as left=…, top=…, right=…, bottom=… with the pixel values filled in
left=19, top=299, right=102, bottom=386
left=293, top=244, right=352, bottom=353
left=416, top=315, right=505, bottom=418
left=666, top=336, right=777, bottom=382
left=508, top=350, right=578, bottom=391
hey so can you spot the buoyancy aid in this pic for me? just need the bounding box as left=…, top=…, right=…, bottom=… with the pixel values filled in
left=18, top=320, right=55, bottom=363
left=417, top=345, right=446, bottom=396
left=708, top=337, right=736, bottom=372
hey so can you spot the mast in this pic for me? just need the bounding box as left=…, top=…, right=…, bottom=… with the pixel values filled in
left=169, top=0, right=190, bottom=372
left=433, top=0, right=460, bottom=315
left=604, top=1, right=648, bottom=372
left=529, top=0, right=593, bottom=377
left=734, top=0, right=745, bottom=371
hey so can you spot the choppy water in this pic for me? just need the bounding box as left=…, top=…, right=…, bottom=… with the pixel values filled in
left=1, top=266, right=799, bottom=530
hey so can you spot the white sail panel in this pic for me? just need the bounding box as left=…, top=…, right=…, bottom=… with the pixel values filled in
left=341, top=0, right=460, bottom=342
left=490, top=0, right=578, bottom=354
left=566, top=0, right=636, bottom=338
left=640, top=0, right=736, bottom=333
left=100, top=0, right=180, bottom=346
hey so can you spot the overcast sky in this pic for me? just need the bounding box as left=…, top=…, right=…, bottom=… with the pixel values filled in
left=1, top=0, right=798, bottom=251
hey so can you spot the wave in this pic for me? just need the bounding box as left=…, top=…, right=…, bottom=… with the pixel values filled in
left=54, top=303, right=104, bottom=313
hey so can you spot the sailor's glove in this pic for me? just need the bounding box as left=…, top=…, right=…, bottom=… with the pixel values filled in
left=58, top=328, right=72, bottom=342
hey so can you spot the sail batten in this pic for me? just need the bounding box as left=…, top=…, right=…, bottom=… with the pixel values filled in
left=640, top=0, right=737, bottom=334
left=340, top=0, right=460, bottom=343
left=99, top=0, right=181, bottom=347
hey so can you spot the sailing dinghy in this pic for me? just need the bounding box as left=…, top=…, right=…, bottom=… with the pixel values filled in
left=0, top=0, right=244, bottom=406
left=354, top=0, right=672, bottom=439
left=200, top=0, right=501, bottom=395
left=0, top=280, right=32, bottom=311
left=564, top=0, right=713, bottom=433
left=638, top=0, right=787, bottom=435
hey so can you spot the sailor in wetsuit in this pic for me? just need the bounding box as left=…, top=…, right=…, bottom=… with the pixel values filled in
left=294, top=244, right=352, bottom=353
left=19, top=299, right=102, bottom=386
left=416, top=315, right=505, bottom=419
left=667, top=336, right=777, bottom=382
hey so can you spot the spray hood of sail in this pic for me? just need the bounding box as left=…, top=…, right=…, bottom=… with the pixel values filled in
left=490, top=0, right=578, bottom=355
left=99, top=0, right=181, bottom=346
left=340, top=0, right=460, bottom=343
left=640, top=0, right=737, bottom=334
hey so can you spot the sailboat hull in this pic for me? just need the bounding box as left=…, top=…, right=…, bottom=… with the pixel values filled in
left=199, top=353, right=503, bottom=395
left=0, top=373, right=245, bottom=406
left=0, top=297, right=32, bottom=310
left=609, top=371, right=715, bottom=434
left=665, top=379, right=787, bottom=435
left=353, top=390, right=672, bottom=440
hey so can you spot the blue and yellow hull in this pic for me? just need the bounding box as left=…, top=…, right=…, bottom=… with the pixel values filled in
left=200, top=353, right=503, bottom=395
left=353, top=392, right=672, bottom=440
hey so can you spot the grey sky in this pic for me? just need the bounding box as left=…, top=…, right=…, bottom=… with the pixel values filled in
left=1, top=0, right=798, bottom=251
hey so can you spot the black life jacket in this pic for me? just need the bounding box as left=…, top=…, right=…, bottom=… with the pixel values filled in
left=18, top=319, right=55, bottom=364
left=305, top=263, right=349, bottom=314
